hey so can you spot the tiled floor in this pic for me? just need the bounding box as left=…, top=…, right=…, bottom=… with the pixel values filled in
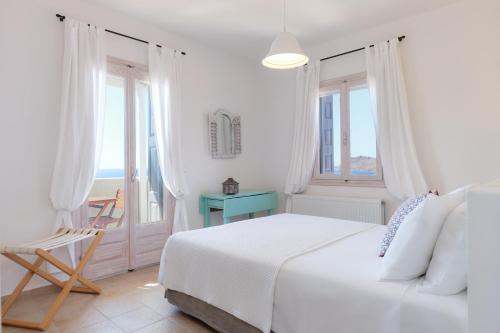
left=2, top=265, right=215, bottom=333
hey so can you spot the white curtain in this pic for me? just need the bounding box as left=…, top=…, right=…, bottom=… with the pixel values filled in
left=148, top=45, right=190, bottom=233
left=365, top=39, right=427, bottom=200
left=50, top=19, right=106, bottom=266
left=284, top=60, right=321, bottom=212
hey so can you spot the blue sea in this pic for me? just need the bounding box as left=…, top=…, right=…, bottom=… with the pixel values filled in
left=96, top=168, right=374, bottom=179
left=352, top=171, right=376, bottom=176
left=96, top=168, right=124, bottom=179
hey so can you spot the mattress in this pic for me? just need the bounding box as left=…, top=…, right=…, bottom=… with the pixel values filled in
left=160, top=214, right=375, bottom=332
left=272, top=225, right=467, bottom=333
left=161, top=215, right=467, bottom=333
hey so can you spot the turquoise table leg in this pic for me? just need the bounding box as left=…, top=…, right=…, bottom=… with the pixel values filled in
left=223, top=217, right=231, bottom=224
left=267, top=209, right=272, bottom=216
left=248, top=212, right=255, bottom=219
left=203, top=207, right=211, bottom=227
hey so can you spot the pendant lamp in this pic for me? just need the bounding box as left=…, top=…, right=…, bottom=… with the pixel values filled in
left=262, top=0, right=309, bottom=69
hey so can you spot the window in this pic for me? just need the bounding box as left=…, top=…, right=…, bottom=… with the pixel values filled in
left=96, top=74, right=126, bottom=179
left=313, top=73, right=383, bottom=186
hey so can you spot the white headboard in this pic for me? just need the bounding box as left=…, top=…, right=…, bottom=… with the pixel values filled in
left=467, top=180, right=500, bottom=333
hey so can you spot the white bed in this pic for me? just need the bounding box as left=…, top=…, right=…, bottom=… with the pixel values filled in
left=273, top=225, right=466, bottom=333
left=159, top=213, right=467, bottom=333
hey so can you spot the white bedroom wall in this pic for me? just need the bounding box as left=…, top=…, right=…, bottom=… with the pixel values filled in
left=258, top=0, right=500, bottom=219
left=0, top=0, right=265, bottom=295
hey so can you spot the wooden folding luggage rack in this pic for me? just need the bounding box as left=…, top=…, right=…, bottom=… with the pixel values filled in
left=1, top=228, right=104, bottom=331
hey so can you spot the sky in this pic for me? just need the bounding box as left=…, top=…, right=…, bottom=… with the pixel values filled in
left=322, top=86, right=377, bottom=173
left=349, top=87, right=376, bottom=158
left=98, top=77, right=125, bottom=176
left=97, top=76, right=153, bottom=179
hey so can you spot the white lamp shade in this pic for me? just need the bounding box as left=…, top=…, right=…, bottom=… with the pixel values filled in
left=262, top=31, right=309, bottom=69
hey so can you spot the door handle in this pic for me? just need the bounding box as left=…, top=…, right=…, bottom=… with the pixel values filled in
left=342, top=132, right=348, bottom=146
left=131, top=169, right=138, bottom=183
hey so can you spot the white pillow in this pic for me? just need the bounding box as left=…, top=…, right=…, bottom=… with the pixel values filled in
left=417, top=202, right=467, bottom=295
left=380, top=188, right=466, bottom=281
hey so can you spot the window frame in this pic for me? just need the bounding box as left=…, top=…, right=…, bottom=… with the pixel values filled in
left=311, top=72, right=384, bottom=188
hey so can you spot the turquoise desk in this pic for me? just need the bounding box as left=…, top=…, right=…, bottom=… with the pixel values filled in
left=199, top=191, right=277, bottom=227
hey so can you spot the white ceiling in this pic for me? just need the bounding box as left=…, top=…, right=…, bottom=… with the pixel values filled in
left=86, top=0, right=457, bottom=58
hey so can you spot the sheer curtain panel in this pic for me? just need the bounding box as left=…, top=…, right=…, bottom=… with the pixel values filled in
left=148, top=45, right=190, bottom=233
left=284, top=61, right=321, bottom=211
left=365, top=39, right=427, bottom=199
left=49, top=18, right=106, bottom=266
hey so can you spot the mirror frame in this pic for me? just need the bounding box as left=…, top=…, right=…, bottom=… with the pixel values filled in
left=208, top=109, right=241, bottom=159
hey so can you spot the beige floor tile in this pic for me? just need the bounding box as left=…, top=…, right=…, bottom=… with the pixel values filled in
left=2, top=290, right=59, bottom=332
left=14, top=286, right=96, bottom=306
left=132, top=318, right=193, bottom=333
left=130, top=280, right=162, bottom=293
left=139, top=285, right=166, bottom=301
left=71, top=320, right=124, bottom=333
left=16, top=285, right=60, bottom=300
left=4, top=301, right=49, bottom=322
left=126, top=277, right=161, bottom=292
left=54, top=304, right=108, bottom=333
left=7, top=291, right=55, bottom=314
left=2, top=265, right=216, bottom=333
left=142, top=300, right=178, bottom=318
left=110, top=305, right=164, bottom=332
left=96, top=275, right=137, bottom=297
left=139, top=288, right=176, bottom=317
left=2, top=323, right=61, bottom=333
left=167, top=311, right=215, bottom=332
left=93, top=291, right=145, bottom=318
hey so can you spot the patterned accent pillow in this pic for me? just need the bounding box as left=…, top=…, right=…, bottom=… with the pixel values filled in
left=379, top=193, right=428, bottom=257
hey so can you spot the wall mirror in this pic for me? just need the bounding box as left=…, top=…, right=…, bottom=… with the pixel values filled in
left=208, top=109, right=241, bottom=159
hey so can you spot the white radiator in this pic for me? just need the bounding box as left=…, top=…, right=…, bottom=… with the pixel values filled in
left=290, top=194, right=385, bottom=225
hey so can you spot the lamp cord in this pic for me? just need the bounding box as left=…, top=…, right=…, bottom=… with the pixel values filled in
left=283, top=0, right=287, bottom=32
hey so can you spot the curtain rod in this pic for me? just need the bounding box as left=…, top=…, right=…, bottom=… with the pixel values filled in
left=320, top=35, right=405, bottom=62
left=56, top=14, right=187, bottom=56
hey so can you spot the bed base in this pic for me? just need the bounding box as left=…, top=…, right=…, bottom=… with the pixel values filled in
left=166, top=289, right=267, bottom=333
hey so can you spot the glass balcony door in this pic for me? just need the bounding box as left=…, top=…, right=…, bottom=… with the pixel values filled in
left=81, top=60, right=171, bottom=279
left=129, top=73, right=172, bottom=269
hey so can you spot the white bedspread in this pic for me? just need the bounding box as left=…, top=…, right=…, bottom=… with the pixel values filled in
left=159, top=214, right=374, bottom=333
left=272, top=225, right=467, bottom=333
